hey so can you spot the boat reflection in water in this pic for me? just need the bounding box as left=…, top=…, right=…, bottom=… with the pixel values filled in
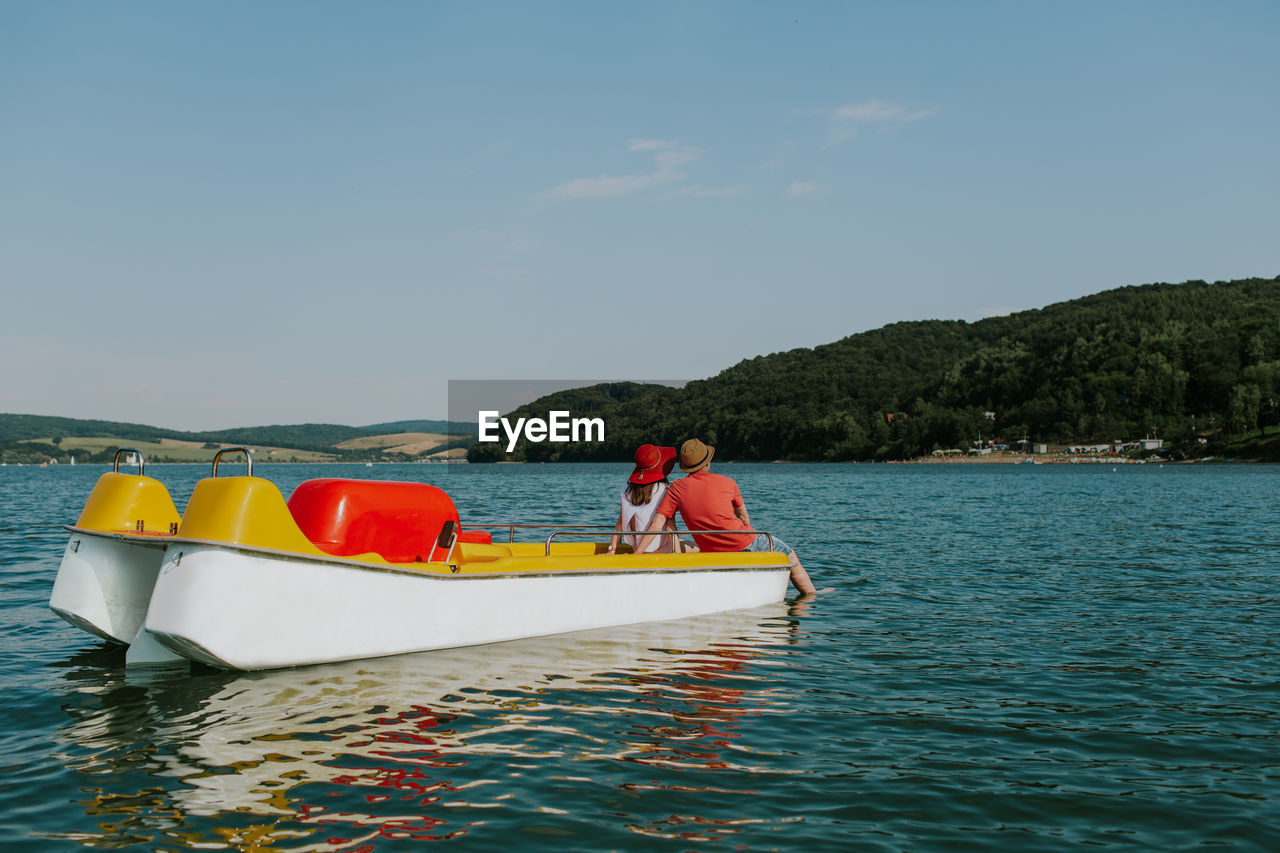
left=56, top=602, right=802, bottom=849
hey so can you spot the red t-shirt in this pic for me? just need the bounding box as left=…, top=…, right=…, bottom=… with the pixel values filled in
left=655, top=470, right=753, bottom=552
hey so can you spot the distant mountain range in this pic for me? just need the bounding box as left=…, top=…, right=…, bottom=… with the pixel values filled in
left=467, top=276, right=1280, bottom=462
left=0, top=416, right=477, bottom=465
left=8, top=276, right=1280, bottom=466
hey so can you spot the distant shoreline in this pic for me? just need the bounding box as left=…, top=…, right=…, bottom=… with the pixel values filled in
left=893, top=453, right=1260, bottom=465
left=4, top=453, right=1269, bottom=469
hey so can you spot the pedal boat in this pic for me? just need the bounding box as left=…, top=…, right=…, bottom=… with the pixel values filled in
left=54, top=450, right=792, bottom=671
left=50, top=448, right=182, bottom=645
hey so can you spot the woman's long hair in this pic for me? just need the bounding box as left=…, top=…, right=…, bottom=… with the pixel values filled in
left=625, top=477, right=668, bottom=506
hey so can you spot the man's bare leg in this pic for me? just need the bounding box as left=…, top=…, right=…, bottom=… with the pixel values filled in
left=788, top=551, right=816, bottom=595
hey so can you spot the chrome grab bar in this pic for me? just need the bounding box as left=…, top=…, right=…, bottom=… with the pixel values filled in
left=211, top=446, right=253, bottom=478
left=463, top=522, right=774, bottom=555
left=112, top=447, right=145, bottom=475
left=542, top=528, right=772, bottom=556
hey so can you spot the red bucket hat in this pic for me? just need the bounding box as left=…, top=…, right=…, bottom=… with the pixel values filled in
left=629, top=444, right=677, bottom=484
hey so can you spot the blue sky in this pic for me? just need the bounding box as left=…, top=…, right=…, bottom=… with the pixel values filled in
left=2, top=1, right=1277, bottom=430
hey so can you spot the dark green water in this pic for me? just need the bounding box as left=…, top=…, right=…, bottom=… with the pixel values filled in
left=1, top=462, right=1277, bottom=850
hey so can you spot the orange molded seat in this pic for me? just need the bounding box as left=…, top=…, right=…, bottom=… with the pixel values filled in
left=287, top=479, right=487, bottom=563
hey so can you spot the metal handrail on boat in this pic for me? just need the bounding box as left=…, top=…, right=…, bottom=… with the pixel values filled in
left=113, top=447, right=145, bottom=475
left=543, top=527, right=773, bottom=556
left=464, top=522, right=774, bottom=555
left=212, top=446, right=253, bottom=478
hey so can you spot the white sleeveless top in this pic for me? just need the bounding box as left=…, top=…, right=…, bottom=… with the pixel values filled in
left=620, top=482, right=672, bottom=553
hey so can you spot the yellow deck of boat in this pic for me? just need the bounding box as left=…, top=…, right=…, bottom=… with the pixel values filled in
left=69, top=474, right=788, bottom=578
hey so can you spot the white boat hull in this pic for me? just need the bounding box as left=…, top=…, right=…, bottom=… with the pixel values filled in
left=50, top=532, right=167, bottom=644
left=144, top=544, right=791, bottom=671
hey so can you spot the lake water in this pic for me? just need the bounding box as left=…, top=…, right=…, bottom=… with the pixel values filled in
left=1, top=461, right=1277, bottom=850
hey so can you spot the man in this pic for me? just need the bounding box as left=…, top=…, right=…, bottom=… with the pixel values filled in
left=635, top=438, right=817, bottom=595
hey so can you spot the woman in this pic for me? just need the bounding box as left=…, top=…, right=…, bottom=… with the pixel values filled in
left=606, top=444, right=687, bottom=554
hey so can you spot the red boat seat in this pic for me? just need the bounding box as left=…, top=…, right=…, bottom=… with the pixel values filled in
left=286, top=479, right=489, bottom=563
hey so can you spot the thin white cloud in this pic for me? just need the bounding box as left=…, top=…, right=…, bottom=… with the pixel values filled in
left=835, top=100, right=903, bottom=122
left=674, top=184, right=749, bottom=199
left=544, top=170, right=685, bottom=200
left=759, top=140, right=795, bottom=170
left=827, top=99, right=937, bottom=146
left=543, top=140, right=700, bottom=201
left=788, top=181, right=817, bottom=198
left=653, top=147, right=698, bottom=169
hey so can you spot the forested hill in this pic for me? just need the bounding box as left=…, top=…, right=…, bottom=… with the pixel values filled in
left=468, top=276, right=1280, bottom=462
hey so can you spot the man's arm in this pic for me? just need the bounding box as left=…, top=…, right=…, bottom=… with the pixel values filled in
left=633, top=512, right=668, bottom=554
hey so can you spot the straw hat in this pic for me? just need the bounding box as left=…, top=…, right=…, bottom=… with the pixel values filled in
left=629, top=444, right=677, bottom=484
left=679, top=438, right=714, bottom=473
